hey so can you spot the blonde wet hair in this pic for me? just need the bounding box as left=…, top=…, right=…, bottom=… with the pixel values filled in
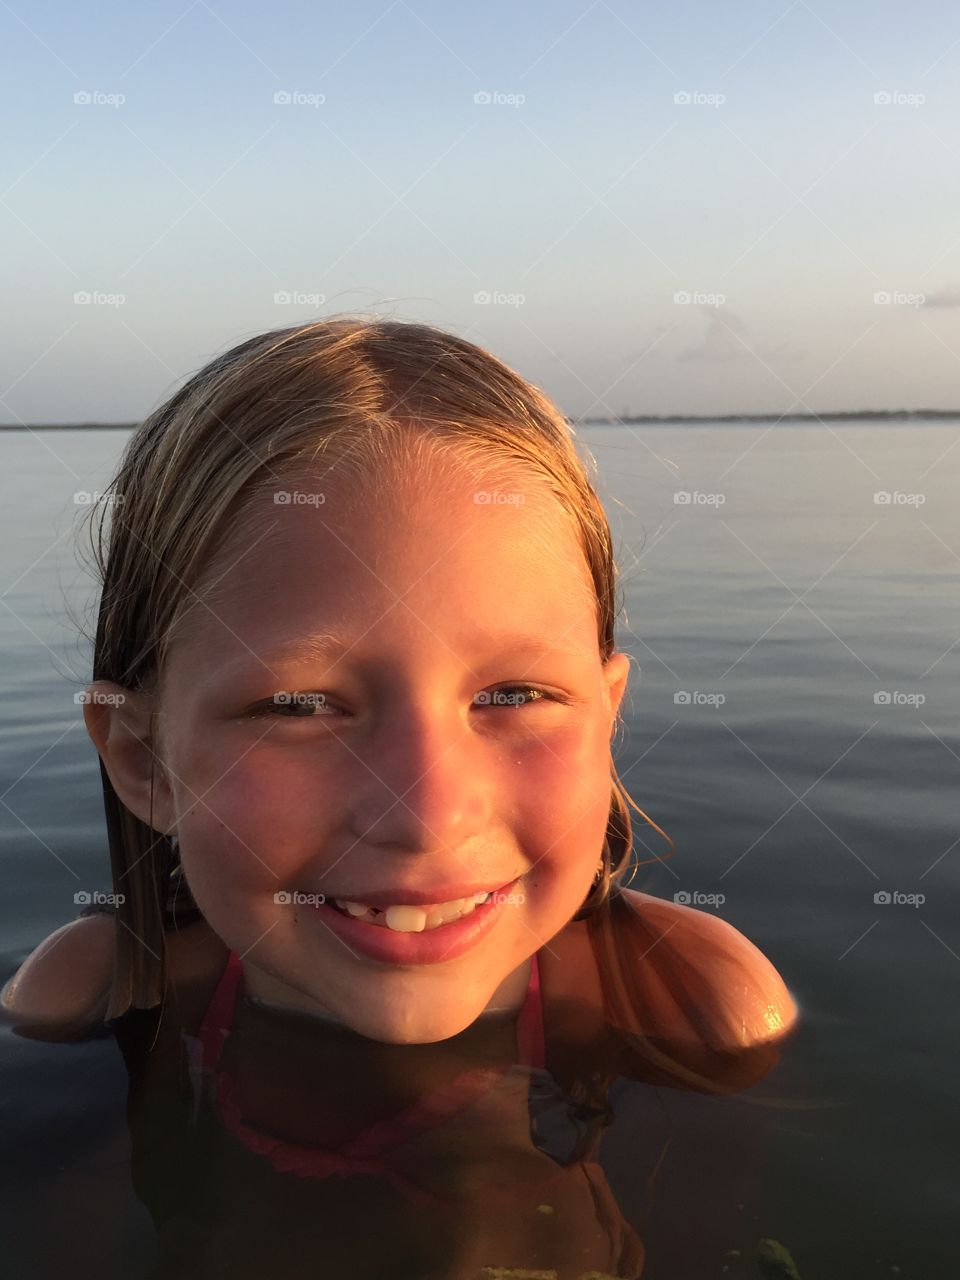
left=81, top=317, right=669, bottom=1019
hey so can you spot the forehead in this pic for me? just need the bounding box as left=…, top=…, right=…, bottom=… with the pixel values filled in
left=168, top=446, right=600, bottom=674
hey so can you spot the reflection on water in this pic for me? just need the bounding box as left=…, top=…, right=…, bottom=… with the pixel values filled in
left=87, top=893, right=795, bottom=1280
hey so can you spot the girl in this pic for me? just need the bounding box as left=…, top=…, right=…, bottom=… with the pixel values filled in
left=2, top=318, right=798, bottom=1278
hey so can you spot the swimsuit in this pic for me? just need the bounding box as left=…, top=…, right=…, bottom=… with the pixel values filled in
left=112, top=926, right=674, bottom=1277
left=187, top=950, right=546, bottom=1206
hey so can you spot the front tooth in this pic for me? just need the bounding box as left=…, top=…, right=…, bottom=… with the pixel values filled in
left=436, top=899, right=468, bottom=923
left=340, top=900, right=372, bottom=918
left=384, top=905, right=428, bottom=932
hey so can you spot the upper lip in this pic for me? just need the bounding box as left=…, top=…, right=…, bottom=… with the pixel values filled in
left=314, top=877, right=519, bottom=908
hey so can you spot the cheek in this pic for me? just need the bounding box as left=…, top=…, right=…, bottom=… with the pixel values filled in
left=171, top=741, right=325, bottom=895
left=513, top=722, right=612, bottom=898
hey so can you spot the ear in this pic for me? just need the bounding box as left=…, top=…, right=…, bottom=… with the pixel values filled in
left=602, top=651, right=632, bottom=730
left=81, top=681, right=176, bottom=835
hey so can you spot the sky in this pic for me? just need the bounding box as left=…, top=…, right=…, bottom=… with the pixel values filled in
left=3, top=0, right=960, bottom=422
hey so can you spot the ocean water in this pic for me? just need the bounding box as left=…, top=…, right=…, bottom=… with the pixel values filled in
left=0, top=422, right=956, bottom=1277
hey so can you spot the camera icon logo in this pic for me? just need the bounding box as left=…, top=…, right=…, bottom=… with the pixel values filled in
left=874, top=890, right=891, bottom=904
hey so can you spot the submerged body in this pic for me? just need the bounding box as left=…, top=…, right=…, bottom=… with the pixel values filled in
left=2, top=886, right=797, bottom=1278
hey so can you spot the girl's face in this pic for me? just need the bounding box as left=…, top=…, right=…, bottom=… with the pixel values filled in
left=147, top=449, right=629, bottom=1043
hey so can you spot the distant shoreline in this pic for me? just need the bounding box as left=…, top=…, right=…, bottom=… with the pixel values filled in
left=578, top=409, right=960, bottom=425
left=2, top=409, right=960, bottom=430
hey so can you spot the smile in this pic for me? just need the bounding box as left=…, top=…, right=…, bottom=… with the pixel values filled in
left=305, top=877, right=523, bottom=967
left=330, top=891, right=492, bottom=933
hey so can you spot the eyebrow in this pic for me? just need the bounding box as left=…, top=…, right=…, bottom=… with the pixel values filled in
left=235, top=630, right=591, bottom=675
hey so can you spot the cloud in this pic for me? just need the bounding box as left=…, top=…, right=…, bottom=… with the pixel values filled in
left=616, top=323, right=675, bottom=367
left=678, top=306, right=750, bottom=362
left=676, top=308, right=810, bottom=367
left=922, top=288, right=960, bottom=309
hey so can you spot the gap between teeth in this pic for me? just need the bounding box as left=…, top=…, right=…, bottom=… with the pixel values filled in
left=333, top=892, right=492, bottom=932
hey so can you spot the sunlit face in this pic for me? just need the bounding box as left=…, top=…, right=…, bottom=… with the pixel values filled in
left=144, top=443, right=630, bottom=1043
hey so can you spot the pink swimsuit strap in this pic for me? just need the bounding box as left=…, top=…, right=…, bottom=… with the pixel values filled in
left=194, top=950, right=546, bottom=1203
left=198, top=949, right=546, bottom=1075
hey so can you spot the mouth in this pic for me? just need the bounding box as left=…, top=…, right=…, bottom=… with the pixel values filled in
left=304, top=876, right=523, bottom=967
left=328, top=889, right=496, bottom=933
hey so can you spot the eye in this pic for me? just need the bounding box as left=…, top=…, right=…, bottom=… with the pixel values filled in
left=248, top=692, right=337, bottom=719
left=477, top=685, right=559, bottom=708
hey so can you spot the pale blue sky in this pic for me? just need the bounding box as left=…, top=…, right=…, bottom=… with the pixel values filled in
left=3, top=0, right=960, bottom=421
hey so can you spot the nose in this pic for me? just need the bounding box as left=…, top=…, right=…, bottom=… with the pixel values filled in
left=344, top=698, right=492, bottom=856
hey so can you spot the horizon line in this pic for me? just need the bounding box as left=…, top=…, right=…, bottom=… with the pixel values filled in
left=3, top=407, right=960, bottom=430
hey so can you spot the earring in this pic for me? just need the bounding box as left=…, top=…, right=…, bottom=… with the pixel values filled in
left=594, top=856, right=605, bottom=883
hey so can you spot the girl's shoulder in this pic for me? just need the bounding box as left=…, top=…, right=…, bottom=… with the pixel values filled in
left=1, top=912, right=117, bottom=1038
left=541, top=887, right=799, bottom=1092
left=0, top=913, right=227, bottom=1041
left=610, top=887, right=799, bottom=1049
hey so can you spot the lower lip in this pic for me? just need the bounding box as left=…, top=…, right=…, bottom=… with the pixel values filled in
left=306, top=879, right=522, bottom=967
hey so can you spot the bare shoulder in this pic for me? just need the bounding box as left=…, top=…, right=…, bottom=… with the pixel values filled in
left=0, top=913, right=222, bottom=1041
left=615, top=887, right=800, bottom=1051
left=0, top=914, right=116, bottom=1038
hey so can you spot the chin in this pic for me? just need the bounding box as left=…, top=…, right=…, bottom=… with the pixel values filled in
left=343, top=997, right=482, bottom=1045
